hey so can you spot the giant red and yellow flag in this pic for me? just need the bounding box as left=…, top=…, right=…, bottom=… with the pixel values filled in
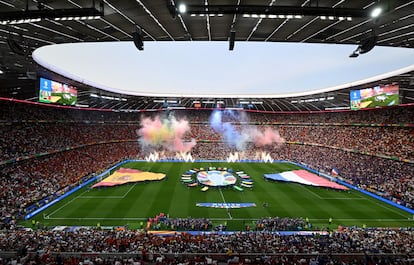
left=92, top=168, right=166, bottom=188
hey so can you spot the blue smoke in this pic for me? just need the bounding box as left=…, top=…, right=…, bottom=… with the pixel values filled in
left=210, top=110, right=247, bottom=150
left=210, top=109, right=223, bottom=132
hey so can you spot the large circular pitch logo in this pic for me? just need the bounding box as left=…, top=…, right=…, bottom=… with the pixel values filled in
left=196, top=170, right=237, bottom=187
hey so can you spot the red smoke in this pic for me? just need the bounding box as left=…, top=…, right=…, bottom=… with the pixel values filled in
left=137, top=115, right=196, bottom=152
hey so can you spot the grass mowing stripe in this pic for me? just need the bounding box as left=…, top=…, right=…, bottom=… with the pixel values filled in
left=242, top=163, right=284, bottom=217
left=299, top=184, right=323, bottom=199
left=167, top=162, right=192, bottom=218
left=322, top=198, right=367, bottom=221
left=163, top=162, right=183, bottom=217
left=157, top=162, right=182, bottom=216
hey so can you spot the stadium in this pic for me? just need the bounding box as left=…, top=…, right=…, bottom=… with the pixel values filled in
left=0, top=0, right=414, bottom=264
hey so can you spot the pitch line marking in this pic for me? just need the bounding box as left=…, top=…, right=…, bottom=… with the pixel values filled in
left=47, top=189, right=89, bottom=218
left=374, top=202, right=408, bottom=218
left=79, top=196, right=124, bottom=199
left=47, top=183, right=137, bottom=218
left=299, top=185, right=323, bottom=199
left=302, top=185, right=410, bottom=218
left=353, top=192, right=409, bottom=218
left=122, top=183, right=137, bottom=198
left=219, top=188, right=232, bottom=219
left=300, top=185, right=368, bottom=200
left=78, top=183, right=137, bottom=199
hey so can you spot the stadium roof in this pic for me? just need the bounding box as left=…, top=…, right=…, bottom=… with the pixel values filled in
left=0, top=0, right=413, bottom=111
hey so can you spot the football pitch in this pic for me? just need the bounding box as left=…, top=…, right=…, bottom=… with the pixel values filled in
left=31, top=161, right=413, bottom=230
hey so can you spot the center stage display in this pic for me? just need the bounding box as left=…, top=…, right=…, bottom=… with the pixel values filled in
left=181, top=167, right=254, bottom=191
left=196, top=170, right=237, bottom=187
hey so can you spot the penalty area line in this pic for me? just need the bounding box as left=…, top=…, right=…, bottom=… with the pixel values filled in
left=46, top=189, right=89, bottom=218
left=353, top=191, right=409, bottom=218
left=48, top=183, right=138, bottom=218
left=122, top=182, right=138, bottom=198
left=78, top=183, right=138, bottom=199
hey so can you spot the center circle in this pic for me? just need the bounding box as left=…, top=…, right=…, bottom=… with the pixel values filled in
left=197, top=170, right=237, bottom=187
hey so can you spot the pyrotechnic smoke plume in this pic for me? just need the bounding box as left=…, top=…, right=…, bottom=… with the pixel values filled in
left=209, top=110, right=284, bottom=150
left=137, top=115, right=196, bottom=152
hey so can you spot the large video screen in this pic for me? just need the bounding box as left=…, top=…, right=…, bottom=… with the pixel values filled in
left=350, top=84, right=399, bottom=110
left=39, top=77, right=77, bottom=105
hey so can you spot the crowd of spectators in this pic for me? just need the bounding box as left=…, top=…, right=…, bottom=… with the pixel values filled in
left=1, top=122, right=411, bottom=163
left=157, top=218, right=213, bottom=231
left=0, top=227, right=413, bottom=264
left=186, top=124, right=414, bottom=160
left=1, top=100, right=412, bottom=162
left=0, top=142, right=142, bottom=229
left=277, top=125, right=413, bottom=160
left=255, top=217, right=306, bottom=232
left=0, top=124, right=139, bottom=161
left=173, top=106, right=414, bottom=124
left=1, top=100, right=412, bottom=223
left=0, top=100, right=413, bottom=263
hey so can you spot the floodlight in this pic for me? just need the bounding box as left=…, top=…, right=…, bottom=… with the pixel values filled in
left=371, top=7, right=382, bottom=18
left=175, top=4, right=369, bottom=21
left=179, top=4, right=186, bottom=13
left=0, top=4, right=103, bottom=25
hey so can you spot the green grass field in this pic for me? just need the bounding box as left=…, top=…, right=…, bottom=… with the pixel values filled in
left=28, top=161, right=413, bottom=230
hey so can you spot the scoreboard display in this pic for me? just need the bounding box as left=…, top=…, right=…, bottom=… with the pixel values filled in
left=39, top=77, right=77, bottom=106
left=350, top=84, right=399, bottom=110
